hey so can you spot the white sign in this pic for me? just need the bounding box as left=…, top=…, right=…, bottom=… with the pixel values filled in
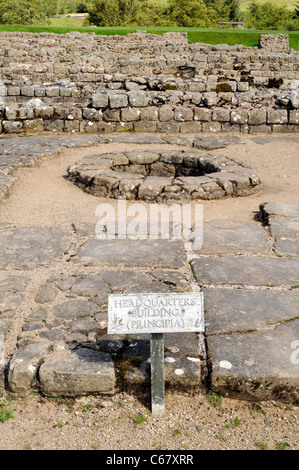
left=108, top=292, right=204, bottom=334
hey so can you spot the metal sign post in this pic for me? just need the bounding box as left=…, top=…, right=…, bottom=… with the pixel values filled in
left=108, top=292, right=204, bottom=415
left=151, top=333, right=165, bottom=415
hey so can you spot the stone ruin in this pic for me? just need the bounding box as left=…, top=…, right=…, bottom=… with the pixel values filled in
left=67, top=145, right=260, bottom=202
left=0, top=31, right=298, bottom=136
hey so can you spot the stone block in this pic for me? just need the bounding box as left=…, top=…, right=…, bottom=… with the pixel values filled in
left=289, top=110, right=299, bottom=124
left=231, top=109, right=248, bottom=125
left=24, top=119, right=45, bottom=133
left=139, top=107, right=158, bottom=121
left=174, top=107, right=193, bottom=121
left=159, top=105, right=173, bottom=122
left=128, top=91, right=149, bottom=107
left=267, top=109, right=288, bottom=124
left=109, top=93, right=128, bottom=109
left=92, top=92, right=109, bottom=109
left=194, top=108, right=211, bottom=121
left=2, top=121, right=24, bottom=133
left=121, top=107, right=140, bottom=122
left=248, top=110, right=267, bottom=125
left=212, top=108, right=230, bottom=122
left=39, top=349, right=116, bottom=396
left=134, top=121, right=157, bottom=132
left=202, top=122, right=221, bottom=133
left=180, top=122, right=202, bottom=133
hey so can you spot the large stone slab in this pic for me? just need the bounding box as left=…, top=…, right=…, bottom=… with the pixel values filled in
left=195, top=220, right=268, bottom=255
left=192, top=256, right=299, bottom=288
left=203, top=287, right=299, bottom=335
left=39, top=349, right=116, bottom=396
left=0, top=227, right=71, bottom=270
left=8, top=342, right=50, bottom=396
left=260, top=202, right=299, bottom=257
left=208, top=320, right=299, bottom=403
left=193, top=135, right=243, bottom=150
left=71, top=239, right=185, bottom=268
left=274, top=239, right=299, bottom=257
left=260, top=202, right=299, bottom=221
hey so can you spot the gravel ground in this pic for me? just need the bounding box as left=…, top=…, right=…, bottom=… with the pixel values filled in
left=0, top=391, right=298, bottom=450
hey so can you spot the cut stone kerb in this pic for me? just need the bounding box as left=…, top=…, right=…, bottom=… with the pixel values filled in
left=67, top=150, right=260, bottom=202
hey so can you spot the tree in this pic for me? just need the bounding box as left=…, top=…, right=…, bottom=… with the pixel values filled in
left=245, top=1, right=292, bottom=29
left=293, top=2, right=299, bottom=18
left=225, top=0, right=240, bottom=21
left=87, top=0, right=167, bottom=26
left=32, top=0, right=58, bottom=17
left=0, top=0, right=49, bottom=24
left=205, top=0, right=240, bottom=21
left=166, top=0, right=217, bottom=27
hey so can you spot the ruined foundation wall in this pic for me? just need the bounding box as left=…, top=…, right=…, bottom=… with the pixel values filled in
left=0, top=31, right=298, bottom=135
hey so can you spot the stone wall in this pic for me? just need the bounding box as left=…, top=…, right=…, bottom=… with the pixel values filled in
left=0, top=31, right=298, bottom=135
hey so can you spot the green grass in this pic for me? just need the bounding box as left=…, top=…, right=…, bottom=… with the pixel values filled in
left=0, top=399, right=14, bottom=422
left=0, top=23, right=298, bottom=50
left=49, top=16, right=87, bottom=28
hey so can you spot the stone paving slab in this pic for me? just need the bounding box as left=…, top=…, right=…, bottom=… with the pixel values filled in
left=71, top=239, right=186, bottom=269
left=193, top=135, right=243, bottom=150
left=192, top=256, right=299, bottom=288
left=203, top=287, right=299, bottom=335
left=194, top=220, right=268, bottom=255
left=260, top=202, right=299, bottom=257
left=207, top=320, right=299, bottom=403
left=0, top=227, right=71, bottom=270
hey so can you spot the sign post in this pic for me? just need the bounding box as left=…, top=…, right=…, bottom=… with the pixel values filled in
left=151, top=333, right=165, bottom=415
left=108, top=292, right=204, bottom=415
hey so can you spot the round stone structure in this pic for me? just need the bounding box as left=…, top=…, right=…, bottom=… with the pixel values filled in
left=67, top=149, right=260, bottom=202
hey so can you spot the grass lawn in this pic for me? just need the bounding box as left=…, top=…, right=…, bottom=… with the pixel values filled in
left=0, top=23, right=298, bottom=50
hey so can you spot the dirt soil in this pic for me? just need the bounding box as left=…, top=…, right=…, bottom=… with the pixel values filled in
left=0, top=133, right=298, bottom=451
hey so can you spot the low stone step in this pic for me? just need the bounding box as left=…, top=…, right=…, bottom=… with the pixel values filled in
left=39, top=349, right=116, bottom=397
left=207, top=320, right=299, bottom=403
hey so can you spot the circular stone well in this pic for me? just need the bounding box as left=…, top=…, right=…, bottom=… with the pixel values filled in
left=67, top=149, right=260, bottom=202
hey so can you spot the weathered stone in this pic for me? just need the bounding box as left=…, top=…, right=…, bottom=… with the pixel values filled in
left=208, top=320, right=299, bottom=403
left=128, top=91, right=149, bottom=107
left=159, top=105, right=173, bottom=122
left=192, top=256, right=299, bottom=288
left=0, top=227, right=71, bottom=270
left=196, top=220, right=268, bottom=255
left=52, top=299, right=101, bottom=321
left=248, top=110, right=267, bottom=125
left=8, top=342, right=50, bottom=395
left=39, top=349, right=115, bottom=396
left=92, top=92, right=109, bottom=109
left=259, top=34, right=290, bottom=53
left=71, top=239, right=185, bottom=268
left=138, top=176, right=173, bottom=200
left=101, top=270, right=152, bottom=291
left=108, top=93, right=128, bottom=109
left=203, top=287, right=299, bottom=335
left=267, top=110, right=288, bottom=124
left=35, top=284, right=57, bottom=304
